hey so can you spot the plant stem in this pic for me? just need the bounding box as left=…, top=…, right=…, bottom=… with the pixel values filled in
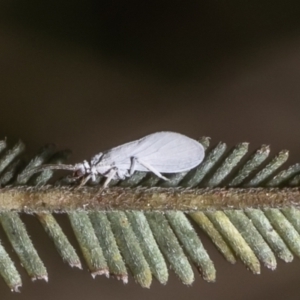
left=0, top=186, right=300, bottom=212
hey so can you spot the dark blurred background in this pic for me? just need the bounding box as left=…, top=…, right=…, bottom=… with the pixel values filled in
left=1, top=1, right=300, bottom=299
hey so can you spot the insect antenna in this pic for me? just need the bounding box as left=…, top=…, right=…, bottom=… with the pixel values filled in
left=19, top=164, right=76, bottom=181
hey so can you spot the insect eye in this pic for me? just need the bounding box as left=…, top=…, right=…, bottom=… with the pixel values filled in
left=74, top=169, right=84, bottom=177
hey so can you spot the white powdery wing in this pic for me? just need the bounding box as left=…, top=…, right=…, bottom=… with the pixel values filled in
left=98, top=132, right=204, bottom=173
left=133, top=132, right=205, bottom=173
left=99, top=138, right=143, bottom=166
left=98, top=137, right=150, bottom=171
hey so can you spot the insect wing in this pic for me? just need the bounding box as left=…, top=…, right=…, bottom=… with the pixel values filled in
left=99, top=132, right=204, bottom=173
left=133, top=132, right=204, bottom=173
left=98, top=139, right=140, bottom=169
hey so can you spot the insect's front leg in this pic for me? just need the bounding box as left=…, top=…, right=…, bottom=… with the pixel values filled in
left=134, top=157, right=169, bottom=181
left=103, top=167, right=118, bottom=188
left=78, top=174, right=92, bottom=187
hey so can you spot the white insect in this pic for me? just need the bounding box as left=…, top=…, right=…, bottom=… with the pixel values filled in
left=29, top=132, right=205, bottom=187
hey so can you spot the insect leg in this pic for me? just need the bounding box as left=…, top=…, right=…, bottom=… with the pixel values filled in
left=103, top=168, right=118, bottom=188
left=129, top=157, right=137, bottom=175
left=135, top=158, right=169, bottom=181
left=78, top=174, right=92, bottom=187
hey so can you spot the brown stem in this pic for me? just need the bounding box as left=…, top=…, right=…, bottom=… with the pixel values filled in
left=0, top=186, right=299, bottom=213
